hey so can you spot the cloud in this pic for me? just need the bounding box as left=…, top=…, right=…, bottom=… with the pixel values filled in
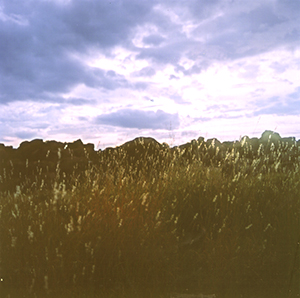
left=169, top=93, right=191, bottom=105
left=187, top=1, right=300, bottom=62
left=269, top=62, right=288, bottom=74
left=66, top=97, right=96, bottom=106
left=95, top=109, right=180, bottom=129
left=169, top=74, right=179, bottom=80
left=142, top=34, right=165, bottom=46
left=1, top=0, right=300, bottom=148
left=254, top=101, right=300, bottom=116
left=192, top=116, right=211, bottom=123
left=133, top=66, right=156, bottom=77
left=288, top=86, right=300, bottom=99
left=144, top=96, right=154, bottom=102
left=0, top=0, right=154, bottom=104
left=1, top=0, right=299, bottom=106
left=136, top=43, right=184, bottom=64
left=253, top=89, right=300, bottom=116
left=15, top=131, right=37, bottom=140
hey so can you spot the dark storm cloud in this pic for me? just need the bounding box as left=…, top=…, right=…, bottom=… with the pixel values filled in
left=1, top=0, right=299, bottom=106
left=0, top=0, right=154, bottom=104
left=142, top=34, right=165, bottom=46
left=191, top=1, right=300, bottom=60
left=135, top=0, right=299, bottom=74
left=136, top=40, right=190, bottom=65
left=95, top=109, right=180, bottom=129
left=274, top=0, right=300, bottom=18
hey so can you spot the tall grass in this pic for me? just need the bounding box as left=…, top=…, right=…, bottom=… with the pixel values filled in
left=0, top=139, right=299, bottom=298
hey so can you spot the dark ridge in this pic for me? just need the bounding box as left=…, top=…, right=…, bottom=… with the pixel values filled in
left=0, top=131, right=299, bottom=193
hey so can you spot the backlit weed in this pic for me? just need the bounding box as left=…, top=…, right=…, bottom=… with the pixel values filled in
left=0, top=138, right=299, bottom=298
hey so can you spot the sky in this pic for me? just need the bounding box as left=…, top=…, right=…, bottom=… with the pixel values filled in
left=1, top=0, right=300, bottom=149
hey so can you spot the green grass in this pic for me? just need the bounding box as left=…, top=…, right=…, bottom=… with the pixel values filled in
left=0, top=141, right=300, bottom=298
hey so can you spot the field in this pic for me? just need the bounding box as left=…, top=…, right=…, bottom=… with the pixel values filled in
left=0, top=133, right=299, bottom=298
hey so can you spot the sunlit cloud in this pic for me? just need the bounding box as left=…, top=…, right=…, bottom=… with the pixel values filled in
left=1, top=0, right=300, bottom=148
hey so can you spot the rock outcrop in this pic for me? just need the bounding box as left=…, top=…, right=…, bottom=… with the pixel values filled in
left=0, top=139, right=98, bottom=193
left=1, top=131, right=299, bottom=193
